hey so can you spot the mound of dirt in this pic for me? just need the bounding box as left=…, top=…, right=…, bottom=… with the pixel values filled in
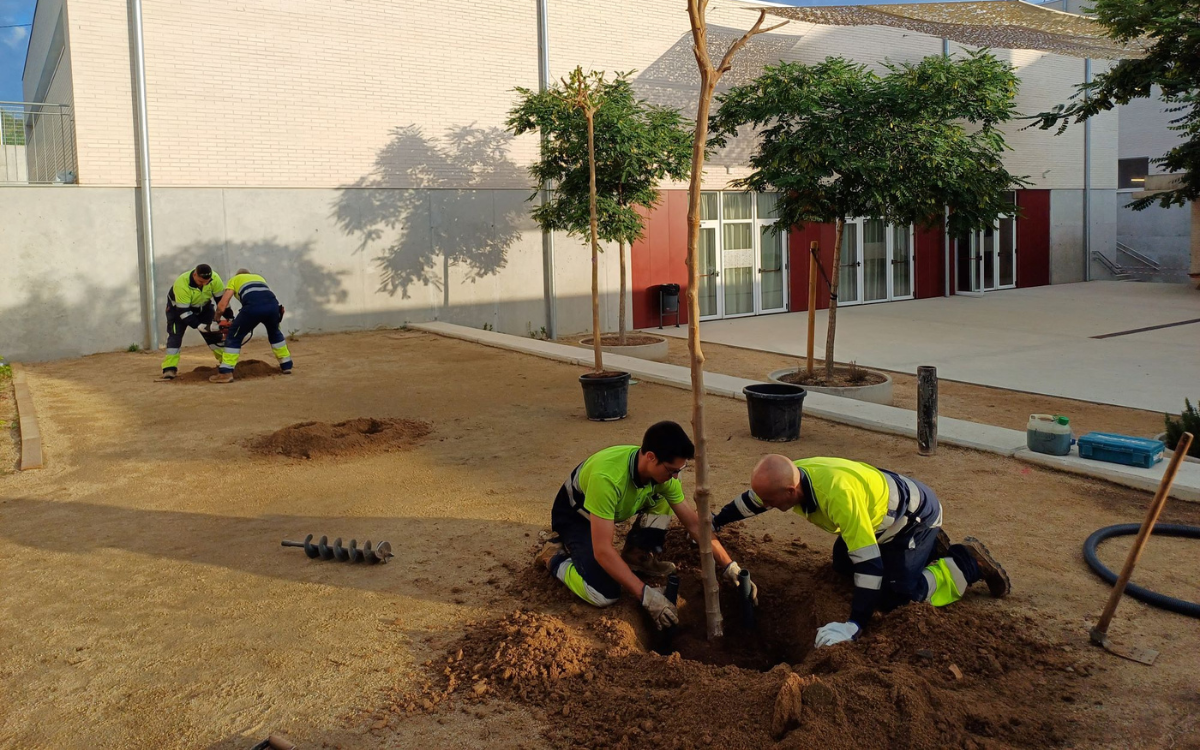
left=248, top=417, right=432, bottom=459
left=174, top=359, right=282, bottom=384
left=398, top=527, right=1089, bottom=750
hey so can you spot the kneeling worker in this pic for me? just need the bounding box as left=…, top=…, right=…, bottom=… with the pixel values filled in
left=209, top=269, right=293, bottom=383
left=714, top=455, right=1010, bottom=648
left=536, top=421, right=756, bottom=630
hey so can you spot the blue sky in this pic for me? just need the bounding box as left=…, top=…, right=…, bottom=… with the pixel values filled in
left=0, top=0, right=35, bottom=102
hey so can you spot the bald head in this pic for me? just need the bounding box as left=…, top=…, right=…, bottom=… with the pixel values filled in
left=751, top=454, right=802, bottom=509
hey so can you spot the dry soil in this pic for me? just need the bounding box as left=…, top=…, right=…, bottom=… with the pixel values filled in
left=1, top=329, right=1197, bottom=749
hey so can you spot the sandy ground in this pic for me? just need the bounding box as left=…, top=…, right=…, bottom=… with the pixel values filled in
left=653, top=337, right=1167, bottom=438
left=1, top=329, right=1198, bottom=748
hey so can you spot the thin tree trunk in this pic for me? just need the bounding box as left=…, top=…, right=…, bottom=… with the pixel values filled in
left=825, top=218, right=845, bottom=378
left=685, top=1, right=781, bottom=642
left=587, top=107, right=603, bottom=374
left=619, top=239, right=627, bottom=345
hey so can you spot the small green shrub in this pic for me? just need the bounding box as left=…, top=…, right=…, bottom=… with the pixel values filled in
left=127, top=343, right=141, bottom=352
left=0, top=356, right=10, bottom=381
left=482, top=322, right=494, bottom=332
left=1164, top=399, right=1200, bottom=457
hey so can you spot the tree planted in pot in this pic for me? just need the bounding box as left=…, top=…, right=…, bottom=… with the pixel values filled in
left=709, top=52, right=1029, bottom=383
left=508, top=68, right=629, bottom=419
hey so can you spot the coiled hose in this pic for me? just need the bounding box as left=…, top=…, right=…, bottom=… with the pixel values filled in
left=1083, top=523, right=1200, bottom=619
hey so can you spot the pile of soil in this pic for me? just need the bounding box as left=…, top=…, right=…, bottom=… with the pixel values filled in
left=174, top=359, right=282, bottom=384
left=581, top=334, right=666, bottom=347
left=779, top=366, right=888, bottom=389
left=248, top=417, right=432, bottom=459
left=394, top=528, right=1089, bottom=750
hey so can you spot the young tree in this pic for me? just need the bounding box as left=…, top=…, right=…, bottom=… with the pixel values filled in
left=509, top=74, right=692, bottom=347
left=1033, top=0, right=1199, bottom=210
left=710, top=52, right=1028, bottom=376
left=686, top=2, right=784, bottom=641
left=509, top=67, right=611, bottom=373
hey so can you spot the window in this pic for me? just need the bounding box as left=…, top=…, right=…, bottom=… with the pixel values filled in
left=1118, top=158, right=1149, bottom=190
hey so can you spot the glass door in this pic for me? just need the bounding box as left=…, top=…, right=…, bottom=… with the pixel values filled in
left=721, top=193, right=755, bottom=317
left=863, top=219, right=889, bottom=302
left=982, top=224, right=997, bottom=290
left=838, top=219, right=863, bottom=305
left=698, top=192, right=721, bottom=319
left=956, top=231, right=981, bottom=293
left=891, top=224, right=914, bottom=299
left=997, top=215, right=1016, bottom=289
left=756, top=193, right=787, bottom=313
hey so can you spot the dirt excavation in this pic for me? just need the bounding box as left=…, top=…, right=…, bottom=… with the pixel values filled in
left=3, top=330, right=1199, bottom=748
left=173, top=358, right=283, bottom=383
left=395, top=527, right=1084, bottom=750
left=249, top=417, right=433, bottom=459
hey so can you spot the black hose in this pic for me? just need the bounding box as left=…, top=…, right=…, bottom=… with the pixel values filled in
left=1083, top=523, right=1200, bottom=619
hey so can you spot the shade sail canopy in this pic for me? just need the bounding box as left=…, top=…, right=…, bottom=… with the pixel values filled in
left=733, top=0, right=1147, bottom=59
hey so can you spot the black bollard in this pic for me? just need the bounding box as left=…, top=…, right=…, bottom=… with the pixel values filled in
left=739, top=568, right=757, bottom=630
left=918, top=365, right=938, bottom=456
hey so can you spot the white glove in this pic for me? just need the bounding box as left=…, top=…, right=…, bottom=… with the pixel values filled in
left=641, top=585, right=679, bottom=630
left=722, top=561, right=758, bottom=606
left=815, top=621, right=859, bottom=648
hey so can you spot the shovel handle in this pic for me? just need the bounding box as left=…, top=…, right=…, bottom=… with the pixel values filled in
left=280, top=540, right=306, bottom=548
left=1093, top=432, right=1193, bottom=638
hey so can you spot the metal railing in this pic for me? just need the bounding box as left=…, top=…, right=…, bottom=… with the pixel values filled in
left=0, top=101, right=77, bottom=185
left=1115, top=241, right=1162, bottom=270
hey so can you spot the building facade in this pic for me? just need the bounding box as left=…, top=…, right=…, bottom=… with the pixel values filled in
left=3, top=0, right=1118, bottom=361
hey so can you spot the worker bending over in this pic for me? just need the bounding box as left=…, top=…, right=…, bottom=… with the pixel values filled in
left=161, top=263, right=230, bottom=379
left=536, top=421, right=757, bottom=630
left=209, top=269, right=293, bottom=383
left=714, top=455, right=1009, bottom=648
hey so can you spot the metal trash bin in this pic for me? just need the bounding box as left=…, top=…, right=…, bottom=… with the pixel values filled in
left=658, top=283, right=680, bottom=328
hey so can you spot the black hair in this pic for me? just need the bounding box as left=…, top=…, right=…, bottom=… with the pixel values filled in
left=195, top=263, right=213, bottom=279
left=641, top=421, right=695, bottom=463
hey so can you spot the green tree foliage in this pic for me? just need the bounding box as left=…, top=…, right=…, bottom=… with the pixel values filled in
left=1033, top=0, right=1199, bottom=210
left=1165, top=399, right=1200, bottom=457
left=508, top=71, right=692, bottom=341
left=709, top=52, right=1027, bottom=374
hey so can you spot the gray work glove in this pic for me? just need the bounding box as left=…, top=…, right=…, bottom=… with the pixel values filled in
left=640, top=585, right=679, bottom=630
left=722, top=561, right=758, bottom=606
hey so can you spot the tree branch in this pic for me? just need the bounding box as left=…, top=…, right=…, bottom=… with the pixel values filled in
left=716, top=11, right=787, bottom=77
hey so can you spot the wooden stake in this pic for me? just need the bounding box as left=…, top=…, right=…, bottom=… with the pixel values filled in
left=917, top=366, right=938, bottom=455
left=806, top=241, right=817, bottom=375
left=825, top=219, right=845, bottom=377
left=1092, top=432, right=1193, bottom=641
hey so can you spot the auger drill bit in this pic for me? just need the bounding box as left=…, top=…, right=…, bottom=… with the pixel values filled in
left=281, top=534, right=320, bottom=559
left=318, top=535, right=334, bottom=560
left=282, top=534, right=392, bottom=564
left=333, top=538, right=350, bottom=561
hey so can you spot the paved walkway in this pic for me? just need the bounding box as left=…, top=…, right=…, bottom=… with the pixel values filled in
left=652, top=281, right=1199, bottom=413
left=412, top=321, right=1200, bottom=502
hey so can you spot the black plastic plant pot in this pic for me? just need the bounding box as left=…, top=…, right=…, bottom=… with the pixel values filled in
left=743, top=383, right=807, bottom=442
left=579, top=371, right=631, bottom=421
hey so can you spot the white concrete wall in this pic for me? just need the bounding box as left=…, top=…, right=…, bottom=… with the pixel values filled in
left=0, top=187, right=144, bottom=362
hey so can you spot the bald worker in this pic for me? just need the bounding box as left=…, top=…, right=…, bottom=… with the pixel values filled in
left=713, top=455, right=1009, bottom=648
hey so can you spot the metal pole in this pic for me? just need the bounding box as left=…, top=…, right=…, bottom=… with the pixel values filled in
left=537, top=0, right=558, bottom=339
left=131, top=0, right=158, bottom=350
left=1083, top=57, right=1092, bottom=282
left=942, top=37, right=951, bottom=297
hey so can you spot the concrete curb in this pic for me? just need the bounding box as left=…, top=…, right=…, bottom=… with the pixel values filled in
left=10, top=364, right=44, bottom=471
left=410, top=322, right=1200, bottom=502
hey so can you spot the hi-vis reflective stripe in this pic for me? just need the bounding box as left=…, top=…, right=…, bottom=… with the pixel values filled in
left=877, top=475, right=924, bottom=544
left=166, top=348, right=180, bottom=355
left=944, top=558, right=970, bottom=596
left=854, top=573, right=883, bottom=590
left=848, top=544, right=882, bottom=564
left=922, top=570, right=937, bottom=601
left=734, top=492, right=759, bottom=518
left=564, top=466, right=589, bottom=519
left=636, top=513, right=672, bottom=530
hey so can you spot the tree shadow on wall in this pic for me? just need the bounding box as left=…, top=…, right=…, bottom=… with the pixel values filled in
left=159, top=239, right=349, bottom=334
left=330, top=124, right=531, bottom=303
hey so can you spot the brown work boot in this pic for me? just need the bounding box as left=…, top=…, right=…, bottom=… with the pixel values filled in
left=961, top=537, right=1011, bottom=598
left=535, top=540, right=563, bottom=572
left=621, top=546, right=677, bottom=576
left=934, top=528, right=951, bottom=559
left=208, top=371, right=234, bottom=384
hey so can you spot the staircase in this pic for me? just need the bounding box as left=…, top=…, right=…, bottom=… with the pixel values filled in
left=1092, top=242, right=1190, bottom=282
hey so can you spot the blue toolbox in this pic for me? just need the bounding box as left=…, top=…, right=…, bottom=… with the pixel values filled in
left=1077, top=432, right=1165, bottom=469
